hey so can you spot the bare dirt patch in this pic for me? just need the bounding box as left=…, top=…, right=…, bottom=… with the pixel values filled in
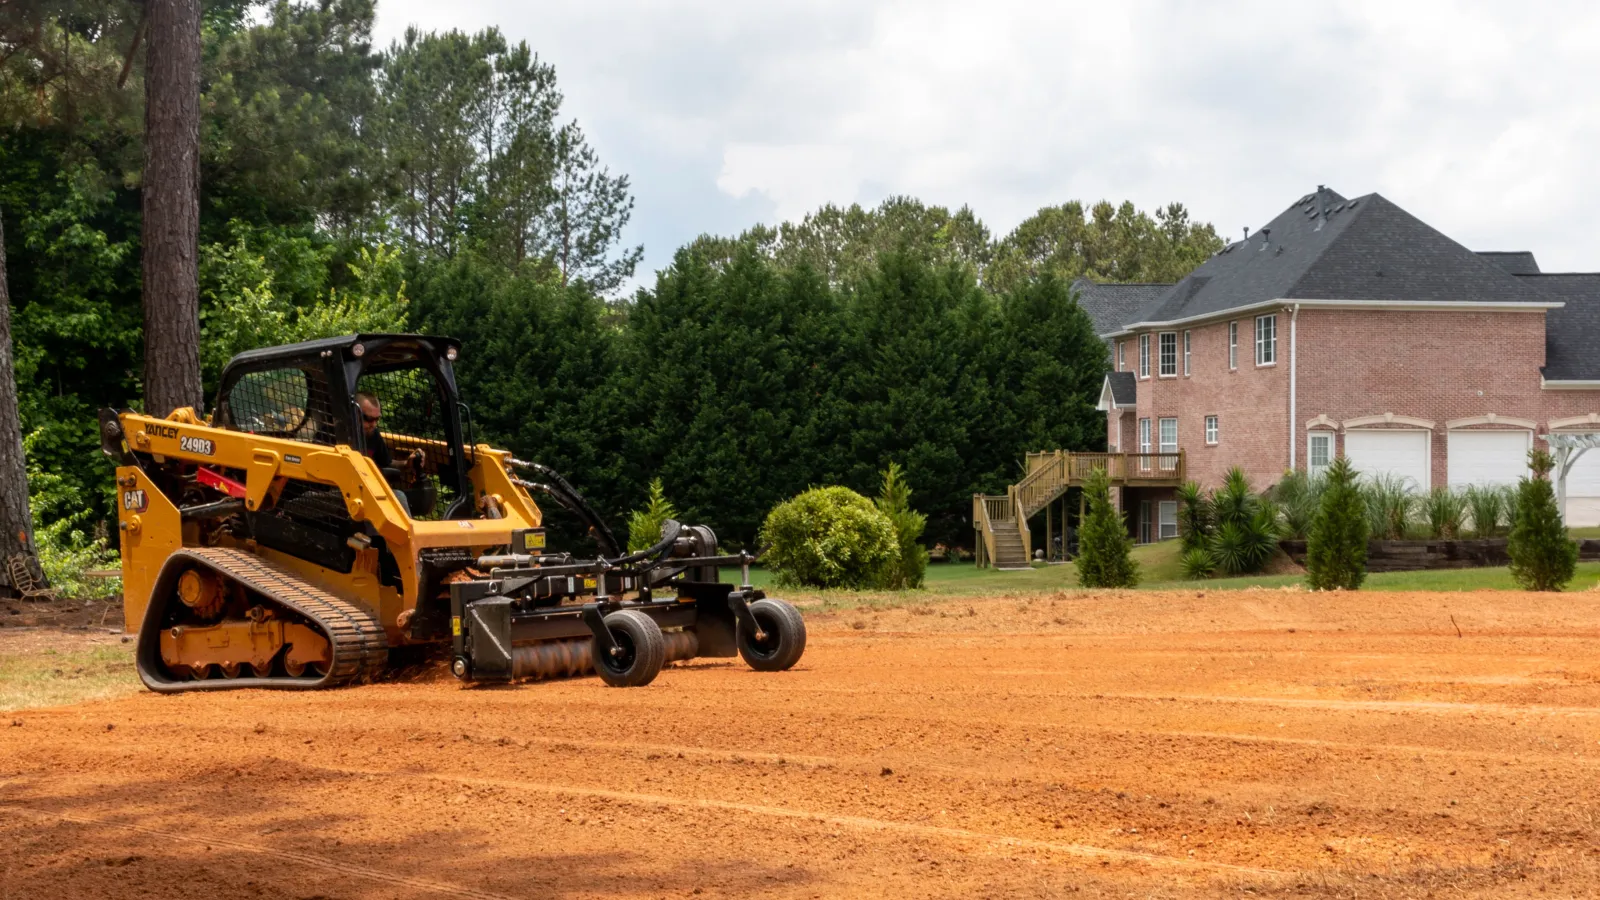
left=3, top=588, right=1599, bottom=898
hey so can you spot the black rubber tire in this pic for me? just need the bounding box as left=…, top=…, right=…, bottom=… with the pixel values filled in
left=593, top=609, right=666, bottom=687
left=737, top=598, right=807, bottom=672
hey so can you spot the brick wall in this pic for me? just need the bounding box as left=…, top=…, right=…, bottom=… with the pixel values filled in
left=1296, top=307, right=1600, bottom=488
left=1118, top=315, right=1289, bottom=490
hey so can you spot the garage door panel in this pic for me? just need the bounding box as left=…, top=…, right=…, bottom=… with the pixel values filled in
left=1447, top=431, right=1530, bottom=488
left=1345, top=430, right=1430, bottom=492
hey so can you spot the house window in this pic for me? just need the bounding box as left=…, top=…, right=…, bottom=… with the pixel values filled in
left=1140, top=500, right=1153, bottom=544
left=1183, top=330, right=1191, bottom=376
left=1158, top=500, right=1178, bottom=541
left=1139, top=417, right=1151, bottom=471
left=1117, top=341, right=1125, bottom=371
left=1205, top=415, right=1219, bottom=445
left=1228, top=321, right=1238, bottom=370
left=1159, top=417, right=1177, bottom=470
left=1309, top=432, right=1333, bottom=478
left=1158, top=332, right=1177, bottom=376
left=1255, top=314, right=1277, bottom=366
left=1139, top=334, right=1150, bottom=378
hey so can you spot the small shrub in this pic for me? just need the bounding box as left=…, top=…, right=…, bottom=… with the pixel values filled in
left=1211, top=468, right=1257, bottom=530
left=1209, top=510, right=1278, bottom=576
left=1271, top=469, right=1324, bottom=540
left=874, top=462, right=928, bottom=590
left=1180, top=547, right=1216, bottom=579
left=1176, top=481, right=1213, bottom=553
left=759, top=486, right=898, bottom=590
left=1422, top=487, right=1468, bottom=539
left=1075, top=468, right=1138, bottom=588
left=1464, top=484, right=1507, bottom=538
left=626, top=478, right=679, bottom=553
left=1305, top=456, right=1368, bottom=590
left=1507, top=448, right=1577, bottom=591
left=24, top=431, right=120, bottom=600
left=1361, top=473, right=1417, bottom=540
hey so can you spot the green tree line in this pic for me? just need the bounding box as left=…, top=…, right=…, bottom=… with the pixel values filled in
left=0, top=0, right=1221, bottom=553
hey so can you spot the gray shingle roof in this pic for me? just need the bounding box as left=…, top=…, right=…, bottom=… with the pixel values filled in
left=1106, top=371, right=1136, bottom=406
left=1103, top=189, right=1557, bottom=334
left=1071, top=278, right=1172, bottom=337
left=1478, top=251, right=1541, bottom=275
left=1518, top=273, right=1600, bottom=381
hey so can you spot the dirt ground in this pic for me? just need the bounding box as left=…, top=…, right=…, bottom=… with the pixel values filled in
left=3, top=587, right=1600, bottom=899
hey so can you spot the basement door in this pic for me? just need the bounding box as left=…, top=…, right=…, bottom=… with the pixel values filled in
left=1344, top=430, right=1430, bottom=492
left=1446, top=430, right=1530, bottom=488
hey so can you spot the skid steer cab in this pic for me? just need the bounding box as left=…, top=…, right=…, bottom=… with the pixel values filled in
left=101, top=333, right=805, bottom=693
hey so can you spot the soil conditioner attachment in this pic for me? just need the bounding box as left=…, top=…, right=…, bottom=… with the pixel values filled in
left=103, top=333, right=805, bottom=692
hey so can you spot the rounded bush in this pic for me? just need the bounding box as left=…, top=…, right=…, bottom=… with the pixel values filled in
left=759, top=486, right=898, bottom=589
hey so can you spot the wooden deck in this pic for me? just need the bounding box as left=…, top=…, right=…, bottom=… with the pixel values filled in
left=973, top=450, right=1185, bottom=568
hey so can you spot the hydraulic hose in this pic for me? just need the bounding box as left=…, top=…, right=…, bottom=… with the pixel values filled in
left=505, top=461, right=621, bottom=557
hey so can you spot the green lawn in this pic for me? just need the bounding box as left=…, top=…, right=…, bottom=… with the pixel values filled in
left=0, top=644, right=137, bottom=713
left=748, top=537, right=1600, bottom=603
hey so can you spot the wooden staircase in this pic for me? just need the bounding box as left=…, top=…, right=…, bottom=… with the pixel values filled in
left=973, top=450, right=1185, bottom=569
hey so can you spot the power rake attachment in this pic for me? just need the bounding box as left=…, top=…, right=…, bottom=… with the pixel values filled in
left=449, top=518, right=806, bottom=687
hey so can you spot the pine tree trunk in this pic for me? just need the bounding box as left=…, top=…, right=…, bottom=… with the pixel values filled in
left=0, top=212, right=38, bottom=593
left=141, top=0, right=204, bottom=417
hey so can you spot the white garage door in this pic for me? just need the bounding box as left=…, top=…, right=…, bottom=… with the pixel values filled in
left=1447, top=430, right=1530, bottom=488
left=1345, top=430, right=1430, bottom=491
left=1561, top=441, right=1600, bottom=527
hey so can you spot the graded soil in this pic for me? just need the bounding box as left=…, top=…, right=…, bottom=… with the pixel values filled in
left=3, top=587, right=1599, bottom=898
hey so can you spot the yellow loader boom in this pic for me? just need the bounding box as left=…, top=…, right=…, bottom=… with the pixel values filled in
left=104, top=334, right=804, bottom=692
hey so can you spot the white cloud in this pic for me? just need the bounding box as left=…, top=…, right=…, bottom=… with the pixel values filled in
left=374, top=0, right=1600, bottom=278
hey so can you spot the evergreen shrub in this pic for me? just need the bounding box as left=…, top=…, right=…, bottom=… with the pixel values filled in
left=626, top=478, right=679, bottom=553
left=759, top=486, right=898, bottom=590
left=874, top=462, right=929, bottom=590
left=1075, top=467, right=1138, bottom=588
left=1507, top=449, right=1577, bottom=591
left=1305, top=456, right=1368, bottom=590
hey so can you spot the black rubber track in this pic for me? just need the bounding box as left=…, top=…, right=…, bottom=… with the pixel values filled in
left=135, top=548, right=389, bottom=693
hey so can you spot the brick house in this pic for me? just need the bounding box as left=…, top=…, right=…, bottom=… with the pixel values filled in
left=1091, top=187, right=1600, bottom=540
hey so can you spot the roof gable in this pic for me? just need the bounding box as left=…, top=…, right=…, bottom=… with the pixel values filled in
left=1107, top=189, right=1555, bottom=333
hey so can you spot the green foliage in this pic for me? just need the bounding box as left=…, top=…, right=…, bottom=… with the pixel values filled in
left=1465, top=484, right=1508, bottom=538
left=1074, top=468, right=1137, bottom=588
left=1305, top=457, right=1368, bottom=591
left=24, top=431, right=119, bottom=599
left=1270, top=468, right=1324, bottom=540
left=1211, top=467, right=1258, bottom=530
left=1176, top=481, right=1212, bottom=552
left=1179, top=546, right=1216, bottom=580
left=985, top=200, right=1224, bottom=296
left=1361, top=473, right=1417, bottom=540
left=625, top=478, right=678, bottom=553
left=758, top=486, right=898, bottom=590
left=874, top=462, right=928, bottom=590
left=1422, top=487, right=1468, bottom=539
left=1507, top=449, right=1577, bottom=591
left=1209, top=511, right=1279, bottom=576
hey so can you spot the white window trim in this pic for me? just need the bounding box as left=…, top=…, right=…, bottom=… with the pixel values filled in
left=1255, top=314, right=1278, bottom=367
left=1139, top=334, right=1150, bottom=379
left=1228, top=321, right=1238, bottom=370
left=1117, top=341, right=1125, bottom=371
left=1183, top=330, right=1191, bottom=376
left=1138, top=417, right=1151, bottom=471
left=1205, top=415, right=1219, bottom=445
left=1308, top=432, right=1333, bottom=477
left=1158, top=416, right=1178, bottom=473
left=1158, top=332, right=1178, bottom=378
left=1157, top=501, right=1178, bottom=541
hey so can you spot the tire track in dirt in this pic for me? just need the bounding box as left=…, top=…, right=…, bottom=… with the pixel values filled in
left=2, top=804, right=521, bottom=900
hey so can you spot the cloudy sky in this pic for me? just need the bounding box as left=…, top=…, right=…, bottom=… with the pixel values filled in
left=373, top=1, right=1600, bottom=284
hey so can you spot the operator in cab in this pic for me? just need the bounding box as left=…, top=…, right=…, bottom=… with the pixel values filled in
left=355, top=391, right=393, bottom=468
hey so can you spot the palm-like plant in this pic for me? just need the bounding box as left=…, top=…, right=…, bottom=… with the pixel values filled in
left=1176, top=481, right=1213, bottom=553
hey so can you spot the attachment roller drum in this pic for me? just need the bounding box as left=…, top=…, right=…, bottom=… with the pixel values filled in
left=737, top=598, right=807, bottom=672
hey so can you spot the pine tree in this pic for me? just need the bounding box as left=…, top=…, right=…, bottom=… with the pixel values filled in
left=1305, top=456, right=1368, bottom=591
left=626, top=478, right=678, bottom=553
left=875, top=461, right=928, bottom=589
left=1507, top=448, right=1577, bottom=591
left=1075, top=467, right=1137, bottom=588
